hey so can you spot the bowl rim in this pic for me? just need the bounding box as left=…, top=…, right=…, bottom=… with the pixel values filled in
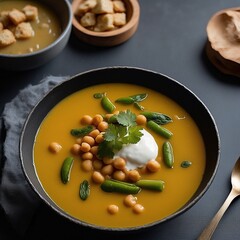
left=20, top=66, right=221, bottom=232
left=0, top=0, right=73, bottom=58
left=71, top=0, right=140, bottom=37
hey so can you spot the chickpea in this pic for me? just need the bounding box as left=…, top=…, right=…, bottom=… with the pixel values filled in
left=92, top=114, right=103, bottom=126
left=81, top=152, right=93, bottom=160
left=113, top=157, right=126, bottom=170
left=124, top=194, right=137, bottom=207
left=95, top=133, right=104, bottom=143
left=136, top=114, right=147, bottom=125
left=80, top=115, right=93, bottom=125
left=132, top=204, right=144, bottom=214
left=71, top=143, right=81, bottom=155
left=89, top=129, right=100, bottom=138
left=90, top=145, right=98, bottom=155
left=146, top=159, right=161, bottom=172
left=98, top=121, right=108, bottom=132
left=81, top=160, right=93, bottom=172
left=138, top=165, right=148, bottom=174
left=105, top=113, right=114, bottom=120
left=103, top=157, right=114, bottom=165
left=82, top=135, right=95, bottom=146
left=92, top=159, right=103, bottom=170
left=80, top=142, right=91, bottom=152
left=76, top=137, right=82, bottom=144
left=48, top=142, right=62, bottom=153
left=107, top=204, right=119, bottom=214
left=113, top=170, right=126, bottom=181
left=128, top=169, right=141, bottom=182
left=92, top=171, right=105, bottom=184
left=101, top=164, right=114, bottom=176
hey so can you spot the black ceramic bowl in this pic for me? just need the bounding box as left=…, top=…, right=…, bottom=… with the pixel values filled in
left=20, top=66, right=220, bottom=231
left=0, top=0, right=72, bottom=71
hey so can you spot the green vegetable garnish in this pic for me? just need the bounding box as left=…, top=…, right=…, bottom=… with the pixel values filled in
left=79, top=180, right=90, bottom=200
left=60, top=156, right=74, bottom=184
left=93, top=92, right=105, bottom=99
left=141, top=111, right=172, bottom=125
left=70, top=125, right=94, bottom=137
left=97, top=110, right=143, bottom=158
left=181, top=161, right=192, bottom=168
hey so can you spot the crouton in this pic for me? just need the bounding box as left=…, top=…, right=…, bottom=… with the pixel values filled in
left=15, top=22, right=34, bottom=39
left=76, top=0, right=97, bottom=15
left=9, top=9, right=26, bottom=25
left=94, top=13, right=115, bottom=31
left=113, top=1, right=126, bottom=13
left=0, top=11, right=10, bottom=28
left=0, top=29, right=16, bottom=47
left=22, top=5, right=38, bottom=21
left=80, top=12, right=96, bottom=27
left=92, top=0, right=113, bottom=14
left=113, top=13, right=126, bottom=26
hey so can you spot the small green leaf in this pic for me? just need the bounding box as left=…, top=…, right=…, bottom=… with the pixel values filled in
left=129, top=93, right=148, bottom=102
left=116, top=110, right=136, bottom=127
left=181, top=161, right=192, bottom=168
left=79, top=180, right=90, bottom=200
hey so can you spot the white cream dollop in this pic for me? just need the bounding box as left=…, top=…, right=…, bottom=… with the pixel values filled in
left=114, top=129, right=158, bottom=170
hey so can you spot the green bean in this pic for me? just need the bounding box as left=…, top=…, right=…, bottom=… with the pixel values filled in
left=115, top=97, right=135, bottom=104
left=93, top=92, right=105, bottom=99
left=101, top=96, right=116, bottom=113
left=60, top=156, right=74, bottom=184
left=162, top=141, right=174, bottom=168
left=70, top=125, right=94, bottom=137
left=147, top=120, right=173, bottom=139
left=79, top=180, right=90, bottom=200
left=134, top=102, right=145, bottom=110
left=101, top=179, right=141, bottom=194
left=136, top=179, right=165, bottom=191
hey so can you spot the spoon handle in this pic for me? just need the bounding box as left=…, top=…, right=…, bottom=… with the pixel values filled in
left=197, top=189, right=239, bottom=240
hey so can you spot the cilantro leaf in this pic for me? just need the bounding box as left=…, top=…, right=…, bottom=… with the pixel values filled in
left=127, top=126, right=143, bottom=144
left=116, top=109, right=136, bottom=127
left=97, top=110, right=143, bottom=159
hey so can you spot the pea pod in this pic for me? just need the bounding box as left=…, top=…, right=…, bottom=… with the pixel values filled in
left=101, top=179, right=141, bottom=194
left=79, top=180, right=90, bottom=200
left=136, top=180, right=165, bottom=191
left=147, top=120, right=173, bottom=139
left=115, top=97, right=135, bottom=104
left=70, top=125, right=94, bottom=137
left=101, top=96, right=116, bottom=113
left=61, top=156, right=74, bottom=184
left=162, top=141, right=174, bottom=168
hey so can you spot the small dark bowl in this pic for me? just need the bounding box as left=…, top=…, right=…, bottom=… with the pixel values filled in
left=20, top=66, right=220, bottom=231
left=0, top=0, right=72, bottom=71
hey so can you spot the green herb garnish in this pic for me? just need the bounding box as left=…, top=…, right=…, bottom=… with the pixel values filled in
left=79, top=180, right=90, bottom=200
left=98, top=110, right=143, bottom=158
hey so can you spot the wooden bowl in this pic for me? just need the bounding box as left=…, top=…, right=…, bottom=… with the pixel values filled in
left=71, top=0, right=140, bottom=46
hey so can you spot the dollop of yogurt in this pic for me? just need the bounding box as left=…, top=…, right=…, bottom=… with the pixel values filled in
left=114, top=129, right=158, bottom=170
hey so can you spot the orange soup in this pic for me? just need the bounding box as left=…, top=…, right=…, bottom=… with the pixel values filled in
left=33, top=83, right=206, bottom=228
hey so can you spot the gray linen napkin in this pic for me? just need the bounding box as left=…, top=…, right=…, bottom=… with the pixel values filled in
left=0, top=75, right=69, bottom=236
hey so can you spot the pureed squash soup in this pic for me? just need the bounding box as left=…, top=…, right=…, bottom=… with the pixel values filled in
left=33, top=83, right=206, bottom=228
left=0, top=0, right=61, bottom=54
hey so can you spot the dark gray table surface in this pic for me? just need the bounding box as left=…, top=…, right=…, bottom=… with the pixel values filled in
left=1, top=0, right=240, bottom=239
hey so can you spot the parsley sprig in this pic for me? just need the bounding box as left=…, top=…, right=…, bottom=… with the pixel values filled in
left=98, top=110, right=143, bottom=159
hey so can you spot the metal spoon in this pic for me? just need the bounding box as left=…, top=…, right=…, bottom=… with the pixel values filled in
left=198, top=156, right=240, bottom=240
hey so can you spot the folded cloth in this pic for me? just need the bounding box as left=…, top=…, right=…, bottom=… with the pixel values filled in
left=0, top=75, right=69, bottom=236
